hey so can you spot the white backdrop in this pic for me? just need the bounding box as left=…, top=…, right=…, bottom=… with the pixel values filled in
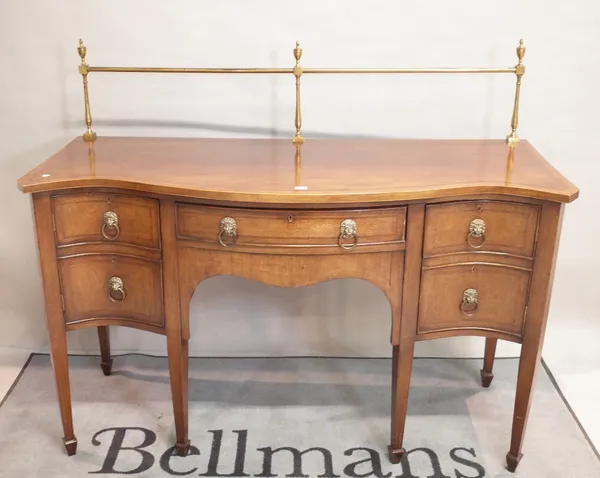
left=0, top=1, right=597, bottom=358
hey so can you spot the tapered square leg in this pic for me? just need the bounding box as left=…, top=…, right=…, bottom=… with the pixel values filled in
left=389, top=343, right=415, bottom=464
left=167, top=335, right=190, bottom=456
left=33, top=194, right=78, bottom=456
left=386, top=205, right=424, bottom=465
left=506, top=338, right=540, bottom=473
left=98, top=326, right=113, bottom=376
left=505, top=202, right=564, bottom=473
left=480, top=338, right=497, bottom=388
left=161, top=200, right=191, bottom=457
left=50, top=334, right=77, bottom=456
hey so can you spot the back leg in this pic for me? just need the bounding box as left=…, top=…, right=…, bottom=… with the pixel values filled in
left=98, top=326, right=113, bottom=376
left=480, top=338, right=497, bottom=388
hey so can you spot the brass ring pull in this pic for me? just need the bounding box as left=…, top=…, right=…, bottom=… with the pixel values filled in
left=108, top=276, right=126, bottom=303
left=461, top=288, right=478, bottom=316
left=218, top=217, right=238, bottom=247
left=102, top=211, right=120, bottom=241
left=467, top=218, right=486, bottom=248
left=338, top=219, right=358, bottom=250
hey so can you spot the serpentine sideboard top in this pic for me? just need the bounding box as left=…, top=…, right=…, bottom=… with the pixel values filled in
left=17, top=137, right=578, bottom=205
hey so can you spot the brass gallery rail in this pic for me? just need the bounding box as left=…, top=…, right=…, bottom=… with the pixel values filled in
left=76, top=39, right=526, bottom=145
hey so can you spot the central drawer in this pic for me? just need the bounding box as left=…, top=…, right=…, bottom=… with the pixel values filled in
left=176, top=204, right=406, bottom=251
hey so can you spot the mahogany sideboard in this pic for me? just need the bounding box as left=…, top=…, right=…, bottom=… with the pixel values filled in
left=17, top=136, right=579, bottom=472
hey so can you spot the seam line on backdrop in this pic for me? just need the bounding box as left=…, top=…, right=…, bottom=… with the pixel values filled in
left=26, top=352, right=523, bottom=360
left=0, top=353, right=33, bottom=410
left=541, top=358, right=600, bottom=464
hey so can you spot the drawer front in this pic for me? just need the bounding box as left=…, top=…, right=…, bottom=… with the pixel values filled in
left=418, top=264, right=531, bottom=337
left=53, top=193, right=160, bottom=249
left=176, top=204, right=406, bottom=250
left=59, top=255, right=163, bottom=327
left=423, top=201, right=539, bottom=258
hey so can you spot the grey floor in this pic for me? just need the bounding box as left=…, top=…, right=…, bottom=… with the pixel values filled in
left=0, top=354, right=598, bottom=477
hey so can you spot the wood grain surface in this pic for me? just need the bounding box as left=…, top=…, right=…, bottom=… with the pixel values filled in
left=16, top=135, right=579, bottom=471
left=17, top=137, right=579, bottom=204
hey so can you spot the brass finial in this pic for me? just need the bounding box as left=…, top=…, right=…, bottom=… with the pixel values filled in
left=516, top=39, right=525, bottom=65
left=294, top=41, right=302, bottom=63
left=77, top=39, right=87, bottom=65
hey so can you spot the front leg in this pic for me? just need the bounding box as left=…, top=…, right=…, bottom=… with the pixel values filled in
left=167, top=335, right=190, bottom=456
left=160, top=199, right=190, bottom=456
left=388, top=343, right=415, bottom=463
left=506, top=202, right=564, bottom=472
left=33, top=193, right=77, bottom=455
left=388, top=205, right=424, bottom=463
left=49, top=318, right=77, bottom=455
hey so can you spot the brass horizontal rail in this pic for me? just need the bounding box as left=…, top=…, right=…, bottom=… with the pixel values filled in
left=87, top=66, right=516, bottom=74
left=88, top=67, right=294, bottom=74
left=77, top=39, right=526, bottom=145
left=304, top=67, right=517, bottom=74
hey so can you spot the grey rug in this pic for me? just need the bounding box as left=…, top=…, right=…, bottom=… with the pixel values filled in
left=0, top=355, right=598, bottom=478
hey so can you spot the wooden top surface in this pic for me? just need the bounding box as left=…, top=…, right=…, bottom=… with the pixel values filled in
left=17, top=136, right=579, bottom=205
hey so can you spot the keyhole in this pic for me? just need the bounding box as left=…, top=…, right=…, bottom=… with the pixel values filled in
left=288, top=215, right=294, bottom=223
left=471, top=266, right=476, bottom=273
left=107, top=197, right=112, bottom=204
left=476, top=204, right=483, bottom=212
